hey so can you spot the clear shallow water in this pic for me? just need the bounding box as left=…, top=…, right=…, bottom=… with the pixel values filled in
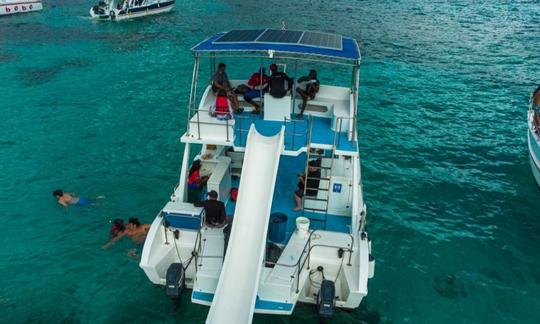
left=1, top=0, right=540, bottom=323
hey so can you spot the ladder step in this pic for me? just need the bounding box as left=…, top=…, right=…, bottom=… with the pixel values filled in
left=306, top=177, right=331, bottom=181
left=303, top=207, right=327, bottom=212
left=303, top=197, right=329, bottom=202
left=306, top=218, right=326, bottom=222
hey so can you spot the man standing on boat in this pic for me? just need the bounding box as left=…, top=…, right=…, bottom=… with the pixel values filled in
left=212, top=63, right=240, bottom=113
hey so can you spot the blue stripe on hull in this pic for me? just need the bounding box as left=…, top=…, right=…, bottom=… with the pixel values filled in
left=191, top=291, right=294, bottom=312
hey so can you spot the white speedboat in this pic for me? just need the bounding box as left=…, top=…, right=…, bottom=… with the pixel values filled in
left=89, top=0, right=173, bottom=20
left=0, top=0, right=42, bottom=16
left=528, top=87, right=540, bottom=187
left=140, top=29, right=375, bottom=323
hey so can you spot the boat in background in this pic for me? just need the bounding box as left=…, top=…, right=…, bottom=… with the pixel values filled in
left=140, top=29, right=375, bottom=323
left=528, top=86, right=540, bottom=187
left=1, top=0, right=42, bottom=16
left=89, top=0, right=174, bottom=21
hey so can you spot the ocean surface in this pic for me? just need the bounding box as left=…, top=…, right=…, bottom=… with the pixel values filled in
left=1, top=0, right=540, bottom=323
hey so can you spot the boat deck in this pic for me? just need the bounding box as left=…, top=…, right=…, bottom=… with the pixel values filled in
left=225, top=154, right=352, bottom=243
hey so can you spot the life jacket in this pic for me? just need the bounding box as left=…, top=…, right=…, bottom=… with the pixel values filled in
left=230, top=188, right=238, bottom=201
left=215, top=96, right=229, bottom=115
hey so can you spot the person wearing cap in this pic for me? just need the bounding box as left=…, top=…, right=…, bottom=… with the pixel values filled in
left=194, top=190, right=227, bottom=227
left=268, top=63, right=294, bottom=99
left=243, top=67, right=270, bottom=114
left=212, top=62, right=240, bottom=112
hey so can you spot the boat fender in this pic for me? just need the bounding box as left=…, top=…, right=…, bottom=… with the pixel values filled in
left=368, top=254, right=375, bottom=279
left=109, top=10, right=115, bottom=19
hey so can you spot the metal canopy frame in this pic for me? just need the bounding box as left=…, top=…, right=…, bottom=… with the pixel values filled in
left=186, top=31, right=362, bottom=144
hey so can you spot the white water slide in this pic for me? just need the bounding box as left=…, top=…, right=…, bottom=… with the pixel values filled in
left=206, top=124, right=284, bottom=324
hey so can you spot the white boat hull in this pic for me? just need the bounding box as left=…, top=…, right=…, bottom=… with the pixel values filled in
left=528, top=112, right=540, bottom=187
left=89, top=0, right=174, bottom=21
left=0, top=0, right=42, bottom=16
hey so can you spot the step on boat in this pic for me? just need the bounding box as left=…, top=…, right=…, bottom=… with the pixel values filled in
left=1, top=0, right=42, bottom=16
left=89, top=0, right=174, bottom=20
left=140, top=29, right=375, bottom=323
left=528, top=86, right=540, bottom=187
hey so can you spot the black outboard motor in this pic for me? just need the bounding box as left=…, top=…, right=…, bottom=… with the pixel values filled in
left=166, top=263, right=185, bottom=309
left=317, top=280, right=336, bottom=322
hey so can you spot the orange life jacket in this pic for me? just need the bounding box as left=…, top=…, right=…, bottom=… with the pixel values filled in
left=215, top=96, right=229, bottom=115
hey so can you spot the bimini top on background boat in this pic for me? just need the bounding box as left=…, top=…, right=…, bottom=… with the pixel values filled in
left=89, top=0, right=174, bottom=20
left=528, top=86, right=540, bottom=187
left=140, top=29, right=374, bottom=324
left=1, top=0, right=42, bottom=16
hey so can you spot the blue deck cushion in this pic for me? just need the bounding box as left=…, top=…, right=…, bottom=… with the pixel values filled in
left=162, top=211, right=201, bottom=230
left=192, top=30, right=361, bottom=62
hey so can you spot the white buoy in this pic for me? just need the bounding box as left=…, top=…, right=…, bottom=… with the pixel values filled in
left=296, top=216, right=310, bottom=237
left=368, top=254, right=375, bottom=279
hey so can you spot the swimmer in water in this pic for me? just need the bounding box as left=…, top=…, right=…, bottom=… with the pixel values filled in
left=52, top=189, right=104, bottom=208
left=102, top=217, right=150, bottom=258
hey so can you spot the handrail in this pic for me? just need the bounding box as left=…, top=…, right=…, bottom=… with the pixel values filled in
left=283, top=115, right=310, bottom=151
left=267, top=230, right=354, bottom=293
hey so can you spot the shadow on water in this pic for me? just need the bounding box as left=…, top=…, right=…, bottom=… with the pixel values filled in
left=432, top=274, right=467, bottom=299
left=16, top=58, right=95, bottom=86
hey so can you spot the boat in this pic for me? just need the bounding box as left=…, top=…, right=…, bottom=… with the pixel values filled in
left=139, top=29, right=375, bottom=323
left=528, top=86, right=540, bottom=187
left=89, top=0, right=174, bottom=20
left=1, top=0, right=42, bottom=16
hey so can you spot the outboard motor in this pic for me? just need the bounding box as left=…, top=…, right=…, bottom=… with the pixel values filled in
left=166, top=263, right=185, bottom=309
left=317, top=280, right=336, bottom=322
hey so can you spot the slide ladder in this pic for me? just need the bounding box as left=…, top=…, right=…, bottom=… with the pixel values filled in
left=206, top=124, right=284, bottom=324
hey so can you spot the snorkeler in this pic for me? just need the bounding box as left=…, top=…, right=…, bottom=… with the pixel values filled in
left=52, top=189, right=95, bottom=207
left=102, top=218, right=150, bottom=258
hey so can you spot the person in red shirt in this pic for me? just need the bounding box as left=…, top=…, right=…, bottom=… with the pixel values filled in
left=243, top=67, right=269, bottom=114
left=188, top=160, right=209, bottom=190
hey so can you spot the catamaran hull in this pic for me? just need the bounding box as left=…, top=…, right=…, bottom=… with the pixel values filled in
left=89, top=0, right=174, bottom=21
left=1, top=0, right=42, bottom=16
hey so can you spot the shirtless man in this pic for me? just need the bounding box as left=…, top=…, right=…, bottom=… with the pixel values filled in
left=53, top=189, right=92, bottom=207
left=102, top=218, right=150, bottom=258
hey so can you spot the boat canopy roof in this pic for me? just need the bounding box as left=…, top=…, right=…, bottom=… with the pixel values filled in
left=191, top=29, right=361, bottom=63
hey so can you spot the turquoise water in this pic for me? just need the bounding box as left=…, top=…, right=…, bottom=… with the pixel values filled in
left=1, top=0, right=540, bottom=322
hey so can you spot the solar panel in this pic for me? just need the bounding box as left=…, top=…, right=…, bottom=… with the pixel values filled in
left=212, top=29, right=344, bottom=52
left=299, top=31, right=343, bottom=50
left=213, top=29, right=266, bottom=43
left=256, top=29, right=303, bottom=44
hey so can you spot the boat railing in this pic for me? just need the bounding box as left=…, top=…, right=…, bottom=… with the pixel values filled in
left=265, top=230, right=354, bottom=293
left=234, top=114, right=257, bottom=147
left=187, top=107, right=234, bottom=143
left=283, top=115, right=311, bottom=151
left=334, top=116, right=358, bottom=150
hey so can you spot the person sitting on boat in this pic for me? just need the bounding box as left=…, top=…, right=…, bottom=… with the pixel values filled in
left=194, top=190, right=226, bottom=227
left=188, top=160, right=209, bottom=190
left=244, top=67, right=270, bottom=114
left=296, top=69, right=320, bottom=117
left=268, top=63, right=293, bottom=99
left=52, top=189, right=99, bottom=208
left=210, top=89, right=234, bottom=120
left=293, top=160, right=321, bottom=211
left=212, top=62, right=241, bottom=112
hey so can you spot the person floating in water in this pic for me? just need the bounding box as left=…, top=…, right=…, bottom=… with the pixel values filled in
left=52, top=189, right=101, bottom=208
left=102, top=217, right=150, bottom=258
